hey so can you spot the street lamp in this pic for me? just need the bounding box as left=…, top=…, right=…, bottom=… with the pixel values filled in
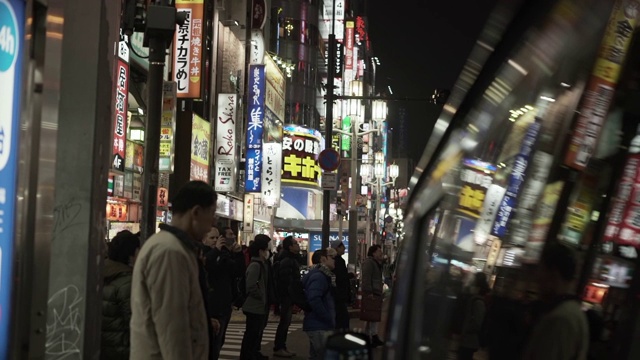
left=360, top=163, right=371, bottom=180
left=365, top=153, right=399, bottom=246
left=388, top=162, right=400, bottom=180
left=374, top=162, right=385, bottom=179
left=331, top=80, right=384, bottom=266
left=374, top=151, right=384, bottom=165
left=372, top=100, right=387, bottom=122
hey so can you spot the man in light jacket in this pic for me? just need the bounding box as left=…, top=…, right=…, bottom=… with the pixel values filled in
left=130, top=181, right=217, bottom=360
left=361, top=244, right=384, bottom=347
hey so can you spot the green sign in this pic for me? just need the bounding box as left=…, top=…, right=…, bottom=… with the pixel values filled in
left=129, top=32, right=149, bottom=69
left=341, top=116, right=351, bottom=152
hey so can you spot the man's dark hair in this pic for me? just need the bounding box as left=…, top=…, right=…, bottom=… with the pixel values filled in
left=170, top=181, right=217, bottom=215
left=108, top=230, right=140, bottom=265
left=249, top=234, right=270, bottom=257
left=222, top=226, right=233, bottom=235
left=283, top=235, right=295, bottom=251
left=367, top=244, right=381, bottom=257
left=541, top=242, right=577, bottom=281
left=312, top=249, right=327, bottom=264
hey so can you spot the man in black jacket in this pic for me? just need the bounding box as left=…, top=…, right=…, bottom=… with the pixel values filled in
left=273, top=236, right=301, bottom=357
left=331, top=239, right=351, bottom=330
left=204, top=227, right=246, bottom=360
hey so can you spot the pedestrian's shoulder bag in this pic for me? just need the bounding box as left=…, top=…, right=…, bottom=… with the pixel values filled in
left=359, top=294, right=383, bottom=322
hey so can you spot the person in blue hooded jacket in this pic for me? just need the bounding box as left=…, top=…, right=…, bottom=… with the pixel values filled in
left=302, top=248, right=337, bottom=360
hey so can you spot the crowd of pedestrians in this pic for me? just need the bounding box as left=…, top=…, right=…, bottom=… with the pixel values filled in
left=98, top=180, right=594, bottom=360
left=99, top=180, right=388, bottom=360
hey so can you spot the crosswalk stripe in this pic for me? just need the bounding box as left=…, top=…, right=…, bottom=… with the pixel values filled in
left=218, top=323, right=303, bottom=359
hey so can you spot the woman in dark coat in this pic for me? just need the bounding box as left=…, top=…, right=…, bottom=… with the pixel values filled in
left=100, top=230, right=140, bottom=359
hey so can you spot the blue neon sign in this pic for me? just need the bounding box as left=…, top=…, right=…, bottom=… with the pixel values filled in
left=492, top=121, right=541, bottom=237
left=0, top=0, right=24, bottom=356
left=245, top=64, right=265, bottom=192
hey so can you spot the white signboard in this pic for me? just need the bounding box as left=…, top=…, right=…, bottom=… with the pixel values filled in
left=250, top=29, right=265, bottom=65
left=215, top=93, right=237, bottom=192
left=322, top=172, right=338, bottom=190
left=244, top=193, right=255, bottom=233
left=261, top=143, right=282, bottom=207
left=474, top=184, right=506, bottom=245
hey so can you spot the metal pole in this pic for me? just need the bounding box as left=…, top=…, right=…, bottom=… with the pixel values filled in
left=141, top=2, right=177, bottom=241
left=141, top=35, right=166, bottom=242
left=348, top=114, right=358, bottom=265
left=322, top=0, right=337, bottom=250
left=338, top=213, right=343, bottom=244
left=376, top=179, right=382, bottom=245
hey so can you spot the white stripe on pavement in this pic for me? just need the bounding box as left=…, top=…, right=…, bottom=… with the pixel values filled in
left=218, top=323, right=303, bottom=360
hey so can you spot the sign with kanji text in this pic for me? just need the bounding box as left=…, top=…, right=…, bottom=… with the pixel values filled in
left=457, top=159, right=495, bottom=218
left=245, top=65, right=266, bottom=192
left=261, top=143, right=282, bottom=207
left=173, top=0, right=204, bottom=98
left=160, top=81, right=176, bottom=171
left=492, top=121, right=541, bottom=237
left=565, top=0, right=639, bottom=170
left=244, top=193, right=255, bottom=232
left=190, top=114, right=210, bottom=182
left=111, top=37, right=129, bottom=172
left=282, top=125, right=322, bottom=188
left=322, top=172, right=338, bottom=190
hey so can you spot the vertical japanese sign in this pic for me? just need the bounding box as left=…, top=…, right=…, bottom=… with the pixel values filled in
left=604, top=147, right=640, bottom=248
left=261, top=143, right=283, bottom=207
left=249, top=30, right=265, bottom=65
left=190, top=114, right=210, bottom=182
left=0, top=1, right=23, bottom=355
left=562, top=173, right=598, bottom=245
left=345, top=21, right=354, bottom=70
left=244, top=193, right=255, bottom=233
left=112, top=36, right=129, bottom=172
left=492, top=121, right=541, bottom=238
left=215, top=94, right=237, bottom=192
left=251, top=0, right=267, bottom=29
left=173, top=0, right=204, bottom=99
left=474, top=184, right=506, bottom=245
left=124, top=142, right=144, bottom=174
left=264, top=55, right=285, bottom=128
left=564, top=0, right=640, bottom=170
left=160, top=81, right=176, bottom=172
left=245, top=65, right=266, bottom=192
left=523, top=181, right=565, bottom=263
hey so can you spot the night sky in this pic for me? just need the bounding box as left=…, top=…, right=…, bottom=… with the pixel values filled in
left=366, top=0, right=498, bottom=163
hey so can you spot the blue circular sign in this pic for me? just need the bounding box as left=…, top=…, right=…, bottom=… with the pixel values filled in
left=0, top=1, right=19, bottom=72
left=318, top=148, right=341, bottom=172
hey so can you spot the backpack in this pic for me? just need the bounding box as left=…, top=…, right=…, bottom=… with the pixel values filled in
left=289, top=280, right=312, bottom=312
left=233, top=260, right=262, bottom=309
